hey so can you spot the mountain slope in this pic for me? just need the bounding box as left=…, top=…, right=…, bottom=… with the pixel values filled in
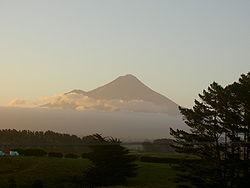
left=88, top=74, right=177, bottom=107
left=64, top=74, right=179, bottom=114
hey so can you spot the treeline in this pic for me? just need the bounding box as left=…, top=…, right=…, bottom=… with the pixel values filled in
left=0, top=129, right=178, bottom=154
left=0, top=129, right=93, bottom=145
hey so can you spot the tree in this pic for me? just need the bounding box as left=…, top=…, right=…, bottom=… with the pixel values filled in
left=84, top=134, right=138, bottom=186
left=170, top=72, right=250, bottom=188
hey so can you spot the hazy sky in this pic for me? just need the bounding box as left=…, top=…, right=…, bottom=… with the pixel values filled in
left=0, top=0, right=249, bottom=107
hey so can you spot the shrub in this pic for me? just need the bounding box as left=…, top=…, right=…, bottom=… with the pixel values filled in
left=65, top=153, right=78, bottom=159
left=48, top=152, right=63, bottom=158
left=19, top=148, right=47, bottom=157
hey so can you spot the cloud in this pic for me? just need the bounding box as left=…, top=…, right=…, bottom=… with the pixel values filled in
left=6, top=98, right=38, bottom=108
left=5, top=93, right=118, bottom=111
left=45, top=93, right=118, bottom=111
left=5, top=92, right=170, bottom=113
left=106, top=99, right=170, bottom=113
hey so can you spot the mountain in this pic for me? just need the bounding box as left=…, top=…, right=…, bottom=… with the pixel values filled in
left=8, top=74, right=179, bottom=114
left=88, top=74, right=176, bottom=106
left=64, top=74, right=179, bottom=114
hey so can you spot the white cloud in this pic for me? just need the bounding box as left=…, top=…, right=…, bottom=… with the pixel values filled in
left=6, top=98, right=38, bottom=108
left=5, top=92, right=170, bottom=113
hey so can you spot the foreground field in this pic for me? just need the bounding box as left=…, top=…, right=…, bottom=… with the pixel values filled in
left=0, top=156, right=185, bottom=188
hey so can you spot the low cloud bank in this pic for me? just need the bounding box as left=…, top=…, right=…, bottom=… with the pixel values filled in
left=6, top=92, right=173, bottom=113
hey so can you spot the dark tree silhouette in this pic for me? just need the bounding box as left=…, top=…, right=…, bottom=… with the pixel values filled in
left=0, top=129, right=83, bottom=145
left=85, top=134, right=138, bottom=186
left=170, top=72, right=250, bottom=188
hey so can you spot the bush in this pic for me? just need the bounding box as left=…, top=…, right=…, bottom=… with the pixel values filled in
left=13, top=148, right=47, bottom=157
left=81, top=153, right=89, bottom=159
left=48, top=152, right=63, bottom=158
left=65, top=153, right=78, bottom=159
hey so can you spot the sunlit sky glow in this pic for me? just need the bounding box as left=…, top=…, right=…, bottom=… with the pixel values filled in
left=0, top=0, right=249, bottom=107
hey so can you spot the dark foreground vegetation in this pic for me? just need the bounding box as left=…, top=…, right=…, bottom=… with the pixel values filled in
left=0, top=129, right=85, bottom=145
left=171, top=72, right=250, bottom=187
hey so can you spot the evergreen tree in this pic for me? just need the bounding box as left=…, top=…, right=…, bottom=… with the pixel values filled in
left=85, top=134, right=137, bottom=186
left=170, top=72, right=250, bottom=187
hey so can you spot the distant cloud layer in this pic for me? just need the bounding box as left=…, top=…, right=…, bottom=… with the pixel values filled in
left=6, top=92, right=171, bottom=113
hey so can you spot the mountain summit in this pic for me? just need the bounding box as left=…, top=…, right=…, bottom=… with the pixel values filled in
left=66, top=74, right=179, bottom=114
left=88, top=74, right=177, bottom=106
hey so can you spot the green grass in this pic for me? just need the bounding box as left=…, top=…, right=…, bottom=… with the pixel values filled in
left=127, top=162, right=179, bottom=188
left=98, top=162, right=182, bottom=188
left=0, top=156, right=90, bottom=187
left=0, top=155, right=189, bottom=188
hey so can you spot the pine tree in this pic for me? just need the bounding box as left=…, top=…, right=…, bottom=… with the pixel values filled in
left=84, top=134, right=137, bottom=186
left=170, top=72, right=250, bottom=187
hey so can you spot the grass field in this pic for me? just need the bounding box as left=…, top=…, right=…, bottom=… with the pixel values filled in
left=0, top=155, right=187, bottom=188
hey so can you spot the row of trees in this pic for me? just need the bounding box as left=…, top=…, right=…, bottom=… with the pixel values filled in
left=0, top=129, right=96, bottom=145
left=170, top=72, right=250, bottom=187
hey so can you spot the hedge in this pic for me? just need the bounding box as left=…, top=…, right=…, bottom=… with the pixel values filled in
left=48, top=152, right=63, bottom=158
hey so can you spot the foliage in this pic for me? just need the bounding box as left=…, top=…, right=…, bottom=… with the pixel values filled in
left=0, top=130, right=83, bottom=145
left=85, top=134, right=138, bottom=186
left=170, top=72, right=250, bottom=187
left=13, top=148, right=47, bottom=157
left=48, top=152, right=63, bottom=158
left=0, top=130, right=94, bottom=154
